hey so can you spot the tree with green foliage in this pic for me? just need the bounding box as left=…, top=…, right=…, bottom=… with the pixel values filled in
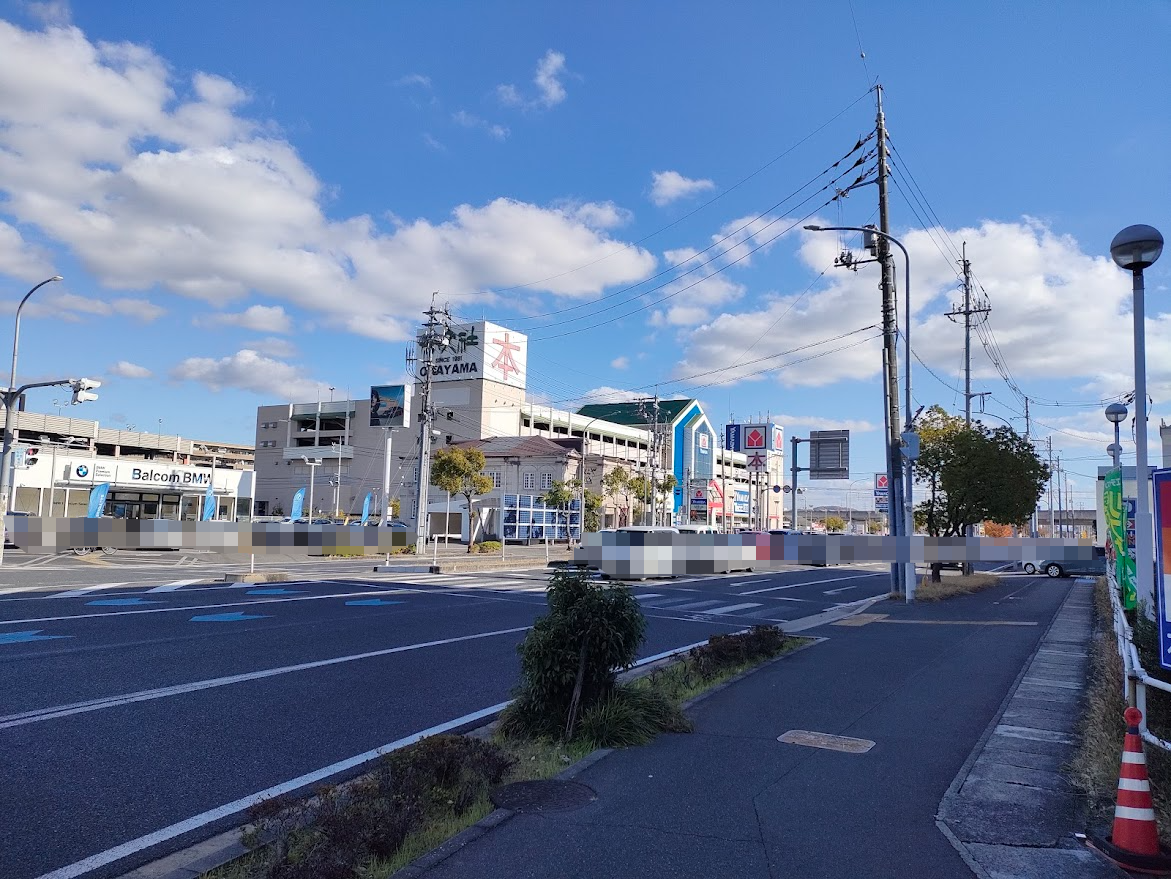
left=540, top=479, right=601, bottom=536
left=914, top=404, right=1049, bottom=578
left=430, top=447, right=494, bottom=553
left=824, top=515, right=847, bottom=533
left=602, top=466, right=631, bottom=527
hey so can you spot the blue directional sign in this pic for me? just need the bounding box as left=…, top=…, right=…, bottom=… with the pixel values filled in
left=345, top=599, right=405, bottom=607
left=190, top=612, right=270, bottom=622
left=245, top=588, right=303, bottom=596
left=87, top=598, right=159, bottom=606
left=0, top=630, right=71, bottom=644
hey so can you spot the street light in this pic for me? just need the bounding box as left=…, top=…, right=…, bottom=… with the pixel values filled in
left=1111, top=224, right=1162, bottom=617
left=301, top=456, right=321, bottom=519
left=806, top=224, right=915, bottom=600
left=0, top=275, right=63, bottom=515
left=845, top=478, right=870, bottom=533
left=1105, top=402, right=1128, bottom=471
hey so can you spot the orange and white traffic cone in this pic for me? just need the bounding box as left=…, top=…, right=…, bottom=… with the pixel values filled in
left=1091, top=707, right=1171, bottom=874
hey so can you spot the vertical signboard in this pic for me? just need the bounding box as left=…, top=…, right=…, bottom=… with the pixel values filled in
left=725, top=424, right=741, bottom=452
left=808, top=430, right=850, bottom=480
left=1152, top=470, right=1171, bottom=671
left=370, top=385, right=409, bottom=428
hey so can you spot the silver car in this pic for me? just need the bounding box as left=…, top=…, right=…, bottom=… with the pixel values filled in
left=1037, top=546, right=1108, bottom=578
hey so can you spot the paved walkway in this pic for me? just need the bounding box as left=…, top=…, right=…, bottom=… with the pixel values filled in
left=938, top=580, right=1126, bottom=878
left=396, top=576, right=1079, bottom=879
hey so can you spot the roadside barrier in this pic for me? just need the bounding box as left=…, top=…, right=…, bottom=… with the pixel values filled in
left=1109, top=581, right=1171, bottom=752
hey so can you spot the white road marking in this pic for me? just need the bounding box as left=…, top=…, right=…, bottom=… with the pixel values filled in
left=634, top=593, right=663, bottom=601
left=1, top=626, right=533, bottom=731
left=146, top=579, right=205, bottom=593
left=43, top=584, right=129, bottom=599
left=823, top=585, right=858, bottom=595
left=704, top=602, right=762, bottom=615
left=741, top=573, right=882, bottom=595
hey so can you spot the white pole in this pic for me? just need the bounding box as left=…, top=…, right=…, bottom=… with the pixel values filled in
left=446, top=490, right=451, bottom=548
left=382, top=429, right=393, bottom=525
left=48, top=443, right=57, bottom=516
left=433, top=533, right=439, bottom=565
left=1132, top=268, right=1156, bottom=616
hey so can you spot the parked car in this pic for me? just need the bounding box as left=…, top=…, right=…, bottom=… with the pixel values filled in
left=2, top=510, right=33, bottom=546
left=1039, top=546, right=1108, bottom=578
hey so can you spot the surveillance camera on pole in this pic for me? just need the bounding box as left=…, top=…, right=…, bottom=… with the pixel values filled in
left=70, top=378, right=101, bottom=405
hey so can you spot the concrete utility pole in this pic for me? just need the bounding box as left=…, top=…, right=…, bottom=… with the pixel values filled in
left=1055, top=455, right=1064, bottom=538
left=875, top=85, right=904, bottom=596
left=1047, top=436, right=1055, bottom=537
left=948, top=245, right=991, bottom=427
left=411, top=295, right=452, bottom=552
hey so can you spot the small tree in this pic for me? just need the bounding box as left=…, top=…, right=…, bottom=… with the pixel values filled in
left=430, top=447, right=493, bottom=553
left=824, top=515, right=847, bottom=533
left=866, top=518, right=884, bottom=534
left=602, top=466, right=631, bottom=528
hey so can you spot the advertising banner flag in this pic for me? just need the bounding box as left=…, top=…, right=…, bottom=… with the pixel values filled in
left=202, top=483, right=215, bottom=521
left=290, top=488, right=306, bottom=521
left=1104, top=469, right=1135, bottom=609
left=87, top=483, right=110, bottom=518
left=1152, top=470, right=1171, bottom=670
left=361, top=492, right=372, bottom=525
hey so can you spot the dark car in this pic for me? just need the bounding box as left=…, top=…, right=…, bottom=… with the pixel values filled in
left=1039, top=546, right=1107, bottom=578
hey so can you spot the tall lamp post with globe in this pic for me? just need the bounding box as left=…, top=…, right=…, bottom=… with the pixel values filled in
left=1105, top=402, right=1128, bottom=471
left=1110, top=224, right=1163, bottom=618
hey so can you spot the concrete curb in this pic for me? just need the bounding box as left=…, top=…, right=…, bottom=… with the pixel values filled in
left=218, top=572, right=291, bottom=583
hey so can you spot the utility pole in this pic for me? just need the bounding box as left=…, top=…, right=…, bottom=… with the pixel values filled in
left=1055, top=454, right=1064, bottom=538
left=948, top=245, right=992, bottom=426
left=1047, top=436, right=1055, bottom=537
left=409, top=295, right=452, bottom=552
left=875, top=84, right=904, bottom=595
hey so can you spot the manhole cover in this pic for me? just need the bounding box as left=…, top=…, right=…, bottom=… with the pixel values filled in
left=490, top=780, right=596, bottom=813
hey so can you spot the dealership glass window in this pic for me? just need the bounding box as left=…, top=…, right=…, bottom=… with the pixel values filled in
left=522, top=472, right=535, bottom=490
left=501, top=494, right=580, bottom=542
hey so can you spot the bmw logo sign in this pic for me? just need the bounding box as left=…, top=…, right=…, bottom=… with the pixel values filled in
left=76, top=465, right=88, bottom=477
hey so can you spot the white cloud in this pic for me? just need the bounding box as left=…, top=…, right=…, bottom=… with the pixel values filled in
left=0, top=220, right=51, bottom=280
left=170, top=349, right=329, bottom=400
left=650, top=170, right=715, bottom=207
left=422, top=133, right=446, bottom=152
left=3, top=290, right=166, bottom=322
left=452, top=110, right=508, bottom=141
left=394, top=73, right=431, bottom=88
left=245, top=336, right=298, bottom=358
left=0, top=23, right=653, bottom=342
left=199, top=304, right=293, bottom=333
left=26, top=1, right=71, bottom=26
left=497, top=49, right=568, bottom=110
left=610, top=356, right=629, bottom=370
left=108, top=360, right=152, bottom=379
left=578, top=386, right=647, bottom=405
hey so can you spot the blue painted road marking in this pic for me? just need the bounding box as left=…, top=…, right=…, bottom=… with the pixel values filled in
left=190, top=612, right=271, bottom=622
left=345, top=599, right=405, bottom=607
left=87, top=598, right=160, bottom=607
left=0, top=630, right=71, bottom=644
left=245, top=588, right=304, bottom=596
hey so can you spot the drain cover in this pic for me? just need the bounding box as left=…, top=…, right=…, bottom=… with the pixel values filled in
left=490, top=780, right=596, bottom=813
left=778, top=729, right=876, bottom=754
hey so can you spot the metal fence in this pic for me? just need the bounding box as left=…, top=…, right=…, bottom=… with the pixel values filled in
left=1109, top=578, right=1171, bottom=751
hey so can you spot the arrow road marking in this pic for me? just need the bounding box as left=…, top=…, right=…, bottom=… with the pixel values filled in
left=86, top=598, right=160, bottom=607
left=0, top=630, right=71, bottom=645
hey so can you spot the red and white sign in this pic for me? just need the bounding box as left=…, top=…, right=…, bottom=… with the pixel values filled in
left=745, top=427, right=766, bottom=449
left=708, top=480, right=724, bottom=514
left=698, top=433, right=710, bottom=452
left=875, top=473, right=889, bottom=490
left=772, top=425, right=783, bottom=450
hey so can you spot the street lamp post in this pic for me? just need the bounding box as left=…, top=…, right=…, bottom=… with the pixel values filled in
left=1111, top=224, right=1163, bottom=618
left=845, top=478, right=870, bottom=533
left=301, top=456, right=321, bottom=519
left=577, top=416, right=602, bottom=541
left=1106, top=402, right=1128, bottom=471
left=806, top=224, right=915, bottom=600
left=1, top=276, right=63, bottom=515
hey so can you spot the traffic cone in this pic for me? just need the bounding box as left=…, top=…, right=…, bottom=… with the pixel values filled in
left=1090, top=707, right=1171, bottom=874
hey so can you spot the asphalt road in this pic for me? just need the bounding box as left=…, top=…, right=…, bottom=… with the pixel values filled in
left=1, top=562, right=892, bottom=879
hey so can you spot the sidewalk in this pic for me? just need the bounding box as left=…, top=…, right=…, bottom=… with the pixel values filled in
left=394, top=575, right=1081, bottom=879
left=938, top=580, right=1125, bottom=878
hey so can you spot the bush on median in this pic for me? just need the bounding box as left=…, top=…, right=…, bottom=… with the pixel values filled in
left=475, top=541, right=502, bottom=554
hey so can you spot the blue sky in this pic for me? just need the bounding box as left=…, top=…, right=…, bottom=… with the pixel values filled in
left=0, top=1, right=1168, bottom=510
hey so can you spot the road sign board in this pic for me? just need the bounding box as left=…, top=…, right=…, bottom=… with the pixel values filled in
left=809, top=430, right=850, bottom=480
left=875, top=473, right=888, bottom=490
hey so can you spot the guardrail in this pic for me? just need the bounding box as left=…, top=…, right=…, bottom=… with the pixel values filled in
left=1109, top=579, right=1171, bottom=751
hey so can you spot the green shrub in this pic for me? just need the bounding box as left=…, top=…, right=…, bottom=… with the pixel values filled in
left=476, top=541, right=502, bottom=554
left=688, top=625, right=786, bottom=680
left=577, top=685, right=691, bottom=748
left=501, top=568, right=646, bottom=740
left=248, top=735, right=512, bottom=879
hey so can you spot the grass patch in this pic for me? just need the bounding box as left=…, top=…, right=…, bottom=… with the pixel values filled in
left=1071, top=578, right=1171, bottom=837
left=889, top=572, right=999, bottom=602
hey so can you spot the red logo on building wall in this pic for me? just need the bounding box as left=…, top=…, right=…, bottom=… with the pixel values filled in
left=489, top=333, right=522, bottom=382
left=745, top=428, right=765, bottom=449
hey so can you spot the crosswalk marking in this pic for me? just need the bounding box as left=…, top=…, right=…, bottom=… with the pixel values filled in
left=634, top=593, right=663, bottom=601
left=666, top=600, right=726, bottom=611
left=703, top=603, right=762, bottom=615
left=46, top=583, right=129, bottom=599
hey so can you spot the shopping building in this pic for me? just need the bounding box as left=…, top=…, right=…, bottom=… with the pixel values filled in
left=252, top=319, right=783, bottom=538
left=1, top=407, right=255, bottom=519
